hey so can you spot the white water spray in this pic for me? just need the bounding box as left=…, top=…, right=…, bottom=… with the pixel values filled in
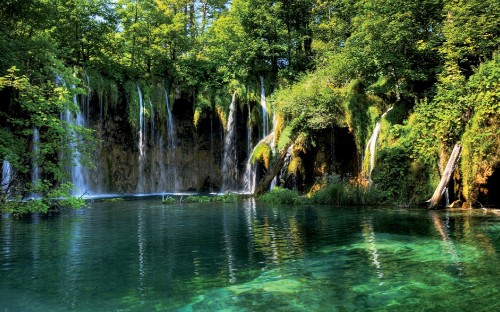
left=259, top=76, right=268, bottom=138
left=136, top=83, right=146, bottom=193
left=31, top=127, right=40, bottom=197
left=64, top=90, right=90, bottom=196
left=2, top=160, right=12, bottom=193
left=164, top=86, right=179, bottom=192
left=222, top=92, right=239, bottom=192
left=365, top=106, right=393, bottom=184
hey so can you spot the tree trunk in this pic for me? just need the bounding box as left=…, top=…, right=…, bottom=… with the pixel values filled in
left=253, top=143, right=292, bottom=196
left=428, top=144, right=461, bottom=209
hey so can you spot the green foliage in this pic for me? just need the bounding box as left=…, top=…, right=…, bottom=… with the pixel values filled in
left=251, top=141, right=272, bottom=169
left=371, top=147, right=435, bottom=206
left=184, top=195, right=212, bottom=203
left=182, top=194, right=238, bottom=203
left=310, top=174, right=385, bottom=206
left=1, top=0, right=499, bottom=209
left=87, top=71, right=120, bottom=116
left=274, top=70, right=346, bottom=132
left=460, top=53, right=500, bottom=202
left=258, top=187, right=301, bottom=205
left=0, top=66, right=91, bottom=214
left=344, top=79, right=383, bottom=151
left=440, top=0, right=500, bottom=78
left=210, top=193, right=238, bottom=203
left=162, top=196, right=177, bottom=205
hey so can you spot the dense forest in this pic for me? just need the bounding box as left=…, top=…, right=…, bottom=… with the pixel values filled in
left=0, top=0, right=499, bottom=214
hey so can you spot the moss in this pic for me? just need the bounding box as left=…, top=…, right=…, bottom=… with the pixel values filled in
left=459, top=54, right=500, bottom=205
left=288, top=156, right=305, bottom=177
left=461, top=113, right=500, bottom=204
left=87, top=71, right=120, bottom=117
left=251, top=141, right=272, bottom=169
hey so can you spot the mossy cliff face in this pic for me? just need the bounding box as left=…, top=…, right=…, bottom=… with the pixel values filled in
left=86, top=89, right=225, bottom=194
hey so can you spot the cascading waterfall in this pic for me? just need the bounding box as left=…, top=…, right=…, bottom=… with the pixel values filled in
left=31, top=127, right=40, bottom=197
left=83, top=75, right=91, bottom=121
left=164, top=86, right=179, bottom=192
left=243, top=101, right=256, bottom=193
left=269, top=113, right=279, bottom=190
left=222, top=92, right=239, bottom=192
left=243, top=78, right=271, bottom=193
left=365, top=106, right=393, bottom=183
left=274, top=145, right=293, bottom=189
left=64, top=90, right=90, bottom=196
left=148, top=98, right=158, bottom=192
left=136, top=83, right=146, bottom=193
left=2, top=160, right=12, bottom=193
left=149, top=99, right=155, bottom=141
left=259, top=76, right=268, bottom=137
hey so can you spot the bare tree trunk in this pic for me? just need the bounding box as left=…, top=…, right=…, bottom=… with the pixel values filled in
left=253, top=143, right=293, bottom=196
left=428, top=144, right=461, bottom=209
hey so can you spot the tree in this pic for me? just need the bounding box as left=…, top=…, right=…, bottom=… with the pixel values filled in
left=0, top=66, right=93, bottom=214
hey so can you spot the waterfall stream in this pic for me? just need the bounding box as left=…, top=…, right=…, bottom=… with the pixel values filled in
left=365, top=106, right=393, bottom=183
left=222, top=92, right=239, bottom=192
left=243, top=102, right=256, bottom=194
left=31, top=127, right=40, bottom=198
left=259, top=76, right=268, bottom=138
left=63, top=90, right=90, bottom=196
left=136, top=83, right=146, bottom=193
left=2, top=160, right=12, bottom=193
left=243, top=77, right=272, bottom=193
left=164, top=86, right=179, bottom=192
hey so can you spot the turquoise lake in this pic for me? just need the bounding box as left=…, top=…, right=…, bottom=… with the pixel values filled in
left=1, top=199, right=499, bottom=311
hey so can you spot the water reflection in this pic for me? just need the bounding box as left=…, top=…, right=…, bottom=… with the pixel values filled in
left=223, top=206, right=236, bottom=283
left=430, top=211, right=463, bottom=272
left=137, top=206, right=146, bottom=302
left=361, top=217, right=384, bottom=283
left=1, top=203, right=500, bottom=311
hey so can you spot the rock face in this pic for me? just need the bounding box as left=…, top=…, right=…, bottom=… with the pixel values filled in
left=476, top=165, right=500, bottom=207
left=85, top=90, right=226, bottom=194
left=266, top=127, right=359, bottom=192
left=81, top=86, right=359, bottom=195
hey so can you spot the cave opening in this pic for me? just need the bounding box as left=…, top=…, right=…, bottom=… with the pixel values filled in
left=482, top=166, right=500, bottom=207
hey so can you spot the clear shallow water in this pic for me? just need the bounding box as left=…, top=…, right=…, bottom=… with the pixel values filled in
left=1, top=200, right=499, bottom=311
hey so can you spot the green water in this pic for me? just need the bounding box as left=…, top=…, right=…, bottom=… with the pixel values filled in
left=1, top=200, right=499, bottom=311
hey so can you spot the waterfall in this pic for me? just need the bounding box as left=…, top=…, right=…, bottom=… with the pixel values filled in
left=243, top=78, right=270, bottom=193
left=148, top=98, right=157, bottom=192
left=365, top=106, right=393, bottom=183
left=136, top=83, right=146, bottom=193
left=275, top=145, right=293, bottom=189
left=31, top=127, right=40, bottom=197
left=63, top=91, right=90, bottom=196
left=149, top=99, right=155, bottom=141
left=243, top=115, right=256, bottom=193
left=166, top=89, right=175, bottom=147
left=164, top=86, right=179, bottom=192
left=2, top=160, right=12, bottom=193
left=222, top=92, right=239, bottom=192
left=83, top=74, right=91, bottom=121
left=259, top=76, right=268, bottom=137
left=269, top=110, right=278, bottom=190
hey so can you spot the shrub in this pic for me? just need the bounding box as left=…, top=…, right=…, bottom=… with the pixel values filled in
left=259, top=187, right=301, bottom=204
left=310, top=174, right=385, bottom=206
left=162, top=196, right=177, bottom=205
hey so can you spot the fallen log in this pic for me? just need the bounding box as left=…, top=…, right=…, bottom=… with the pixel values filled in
left=253, top=143, right=293, bottom=196
left=428, top=144, right=461, bottom=209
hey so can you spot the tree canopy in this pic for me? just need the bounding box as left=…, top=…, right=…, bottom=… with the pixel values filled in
left=0, top=0, right=499, bottom=211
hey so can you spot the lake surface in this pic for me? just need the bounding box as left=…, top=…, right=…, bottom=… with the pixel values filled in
left=1, top=199, right=499, bottom=311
